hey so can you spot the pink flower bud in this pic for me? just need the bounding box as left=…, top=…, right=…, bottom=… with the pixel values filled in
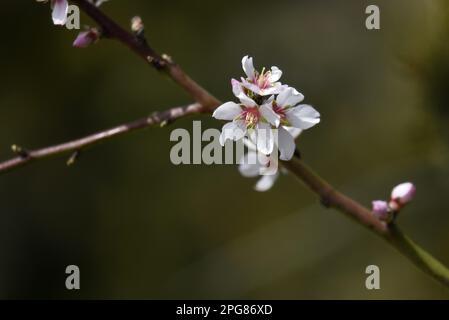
left=391, top=182, right=416, bottom=205
left=73, top=29, right=100, bottom=48
left=372, top=200, right=389, bottom=220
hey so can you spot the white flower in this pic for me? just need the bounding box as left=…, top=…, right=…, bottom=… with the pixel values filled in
left=239, top=55, right=287, bottom=96
left=214, top=55, right=320, bottom=190
left=36, top=0, right=69, bottom=25
left=239, top=127, right=302, bottom=192
left=253, top=87, right=319, bottom=160
left=272, top=87, right=320, bottom=130
left=213, top=91, right=279, bottom=155
left=91, top=0, right=110, bottom=6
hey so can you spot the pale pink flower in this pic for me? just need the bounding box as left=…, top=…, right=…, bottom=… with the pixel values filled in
left=213, top=92, right=279, bottom=155
left=239, top=55, right=287, bottom=96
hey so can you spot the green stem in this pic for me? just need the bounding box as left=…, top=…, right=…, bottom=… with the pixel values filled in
left=386, top=224, right=449, bottom=288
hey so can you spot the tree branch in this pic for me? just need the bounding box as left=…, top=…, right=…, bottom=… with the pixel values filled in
left=71, top=0, right=220, bottom=110
left=0, top=102, right=203, bottom=174
left=283, top=157, right=449, bottom=288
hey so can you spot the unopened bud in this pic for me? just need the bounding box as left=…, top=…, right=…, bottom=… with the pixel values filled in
left=391, top=182, right=416, bottom=206
left=131, top=16, right=144, bottom=34
left=371, top=200, right=389, bottom=221
left=73, top=28, right=100, bottom=48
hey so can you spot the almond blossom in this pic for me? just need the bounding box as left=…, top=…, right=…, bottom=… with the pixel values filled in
left=239, top=56, right=287, bottom=96
left=214, top=55, right=320, bottom=186
left=212, top=90, right=279, bottom=155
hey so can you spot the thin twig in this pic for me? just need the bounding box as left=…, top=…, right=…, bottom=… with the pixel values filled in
left=0, top=103, right=203, bottom=174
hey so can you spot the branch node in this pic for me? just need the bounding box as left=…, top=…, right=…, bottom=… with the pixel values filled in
left=161, top=53, right=173, bottom=64
left=131, top=16, right=147, bottom=45
left=146, top=56, right=165, bottom=69
left=11, top=144, right=29, bottom=158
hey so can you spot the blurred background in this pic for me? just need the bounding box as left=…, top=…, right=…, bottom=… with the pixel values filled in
left=0, top=0, right=448, bottom=299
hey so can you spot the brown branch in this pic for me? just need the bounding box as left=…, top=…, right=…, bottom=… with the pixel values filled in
left=71, top=0, right=220, bottom=110
left=1, top=0, right=220, bottom=173
left=282, top=158, right=388, bottom=235
left=283, top=157, right=449, bottom=288
left=0, top=103, right=203, bottom=174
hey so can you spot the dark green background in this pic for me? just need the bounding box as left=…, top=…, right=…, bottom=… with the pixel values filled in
left=0, top=0, right=448, bottom=299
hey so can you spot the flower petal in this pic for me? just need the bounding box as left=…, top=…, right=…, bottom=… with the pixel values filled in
left=240, top=79, right=263, bottom=97
left=52, top=0, right=69, bottom=25
left=243, top=136, right=257, bottom=151
left=238, top=151, right=260, bottom=178
left=391, top=182, right=416, bottom=205
left=268, top=66, right=282, bottom=83
left=276, top=87, right=304, bottom=108
left=242, top=55, right=255, bottom=80
left=285, top=127, right=303, bottom=139
left=259, top=153, right=278, bottom=176
left=277, top=126, right=296, bottom=161
left=255, top=174, right=279, bottom=192
left=231, top=78, right=243, bottom=97
left=259, top=85, right=286, bottom=96
left=260, top=103, right=280, bottom=127
left=255, top=122, right=274, bottom=155
left=219, top=121, right=246, bottom=146
left=238, top=94, right=257, bottom=108
left=286, top=104, right=320, bottom=129
left=212, top=102, right=242, bottom=120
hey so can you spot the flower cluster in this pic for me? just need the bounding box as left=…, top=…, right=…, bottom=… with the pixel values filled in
left=372, top=182, right=416, bottom=222
left=213, top=56, right=320, bottom=160
left=213, top=56, right=320, bottom=191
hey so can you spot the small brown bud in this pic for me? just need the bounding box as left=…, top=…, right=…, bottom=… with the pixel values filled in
left=131, top=16, right=144, bottom=34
